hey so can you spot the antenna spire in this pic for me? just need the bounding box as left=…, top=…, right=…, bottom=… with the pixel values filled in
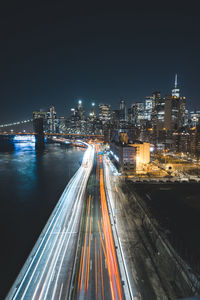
left=175, top=73, right=178, bottom=88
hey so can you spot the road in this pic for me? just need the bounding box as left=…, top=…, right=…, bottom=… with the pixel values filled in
left=6, top=144, right=94, bottom=300
left=71, top=146, right=124, bottom=300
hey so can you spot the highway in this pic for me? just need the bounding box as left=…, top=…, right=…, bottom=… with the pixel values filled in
left=6, top=143, right=94, bottom=300
left=71, top=146, right=124, bottom=300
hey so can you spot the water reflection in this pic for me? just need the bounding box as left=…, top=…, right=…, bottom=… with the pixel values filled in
left=13, top=143, right=37, bottom=198
left=0, top=142, right=84, bottom=299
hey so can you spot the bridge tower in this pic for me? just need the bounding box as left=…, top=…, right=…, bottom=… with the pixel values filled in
left=33, top=118, right=45, bottom=150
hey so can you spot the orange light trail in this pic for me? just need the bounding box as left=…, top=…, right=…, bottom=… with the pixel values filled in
left=100, top=240, right=104, bottom=300
left=80, top=208, right=89, bottom=290
left=95, top=238, right=97, bottom=300
left=86, top=213, right=92, bottom=290
left=84, top=247, right=89, bottom=291
left=99, top=168, right=123, bottom=300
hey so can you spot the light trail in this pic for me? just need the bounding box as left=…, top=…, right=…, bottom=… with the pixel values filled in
left=6, top=144, right=94, bottom=300
left=99, top=168, right=123, bottom=300
left=73, top=147, right=124, bottom=300
left=103, top=156, right=135, bottom=300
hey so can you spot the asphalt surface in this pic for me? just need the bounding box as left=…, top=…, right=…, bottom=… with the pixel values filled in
left=72, top=148, right=123, bottom=300
left=6, top=144, right=94, bottom=300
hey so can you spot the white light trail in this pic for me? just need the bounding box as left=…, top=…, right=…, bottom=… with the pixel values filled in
left=7, top=143, right=94, bottom=300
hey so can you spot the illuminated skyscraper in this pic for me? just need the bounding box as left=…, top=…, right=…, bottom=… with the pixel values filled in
left=47, top=105, right=57, bottom=133
left=77, top=100, right=85, bottom=120
left=144, top=96, right=153, bottom=120
left=99, top=104, right=111, bottom=124
left=119, top=99, right=127, bottom=122
left=172, top=74, right=180, bottom=98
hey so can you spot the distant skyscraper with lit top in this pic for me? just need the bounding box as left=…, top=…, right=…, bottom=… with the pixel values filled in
left=164, top=74, right=186, bottom=130
left=172, top=74, right=180, bottom=98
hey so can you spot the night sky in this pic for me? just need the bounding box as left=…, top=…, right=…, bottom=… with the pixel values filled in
left=0, top=1, right=200, bottom=123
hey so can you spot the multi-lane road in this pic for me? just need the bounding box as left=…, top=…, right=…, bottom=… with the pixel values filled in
left=7, top=143, right=128, bottom=300
left=71, top=146, right=124, bottom=300
left=6, top=143, right=94, bottom=300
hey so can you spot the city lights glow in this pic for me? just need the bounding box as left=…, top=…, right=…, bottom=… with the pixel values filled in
left=0, top=119, right=32, bottom=128
left=13, top=135, right=36, bottom=142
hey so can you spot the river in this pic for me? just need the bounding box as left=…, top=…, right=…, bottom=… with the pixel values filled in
left=0, top=142, right=84, bottom=299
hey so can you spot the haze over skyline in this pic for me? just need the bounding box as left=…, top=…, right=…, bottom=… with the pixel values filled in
left=1, top=1, right=200, bottom=122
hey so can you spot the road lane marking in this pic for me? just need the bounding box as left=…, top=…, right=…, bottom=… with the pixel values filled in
left=78, top=246, right=83, bottom=292
left=87, top=216, right=92, bottom=290
left=84, top=247, right=89, bottom=291
left=58, top=283, right=63, bottom=300
left=34, top=272, right=40, bottom=284
left=100, top=243, right=104, bottom=300
left=80, top=215, right=89, bottom=290
left=95, top=238, right=97, bottom=300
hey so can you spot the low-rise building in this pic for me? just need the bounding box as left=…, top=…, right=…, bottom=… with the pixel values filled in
left=110, top=132, right=150, bottom=171
left=110, top=142, right=137, bottom=170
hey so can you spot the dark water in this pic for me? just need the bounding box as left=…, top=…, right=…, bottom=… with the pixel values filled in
left=0, top=142, right=84, bottom=299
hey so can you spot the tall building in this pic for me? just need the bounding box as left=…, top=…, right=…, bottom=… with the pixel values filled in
left=152, top=91, right=162, bottom=127
left=164, top=76, right=186, bottom=130
left=129, top=102, right=145, bottom=125
left=58, top=116, right=66, bottom=133
left=67, top=100, right=86, bottom=134
left=77, top=100, right=85, bottom=120
left=99, top=104, right=111, bottom=124
left=153, top=93, right=165, bottom=130
left=172, top=74, right=180, bottom=98
left=90, top=102, right=96, bottom=120
left=88, top=102, right=97, bottom=134
left=47, top=105, right=57, bottom=133
left=111, top=109, right=120, bottom=126
left=119, top=99, right=127, bottom=122
left=190, top=110, right=200, bottom=127
left=144, top=96, right=153, bottom=120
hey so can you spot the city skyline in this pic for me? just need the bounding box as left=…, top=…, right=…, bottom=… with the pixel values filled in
left=1, top=1, right=200, bottom=122
left=1, top=2, right=200, bottom=300
left=0, top=73, right=196, bottom=124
